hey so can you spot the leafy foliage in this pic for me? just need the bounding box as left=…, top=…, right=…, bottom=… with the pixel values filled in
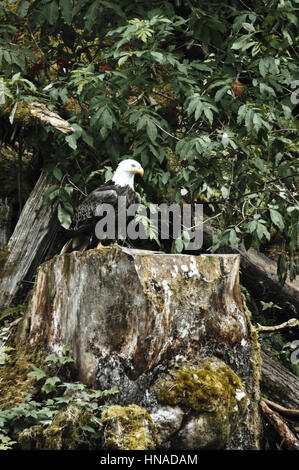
left=0, top=0, right=298, bottom=281
left=0, top=304, right=26, bottom=326
left=0, top=347, right=118, bottom=448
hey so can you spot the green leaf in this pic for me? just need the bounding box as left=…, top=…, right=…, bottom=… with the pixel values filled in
left=84, top=0, right=100, bottom=31
left=102, top=108, right=114, bottom=129
left=246, top=220, right=257, bottom=234
left=269, top=208, right=285, bottom=231
left=59, top=0, right=73, bottom=24
left=65, top=134, right=77, bottom=150
left=28, top=366, right=47, bottom=381
left=41, top=376, right=61, bottom=394
left=150, top=51, right=164, bottom=63
left=53, top=167, right=63, bottom=182
left=242, top=22, right=255, bottom=33
left=118, top=54, right=129, bottom=66
left=203, top=106, right=213, bottom=125
left=214, top=85, right=230, bottom=102
left=254, top=156, right=265, bottom=171
left=174, top=237, right=184, bottom=253
left=258, top=58, right=268, bottom=78
left=194, top=101, right=203, bottom=121
left=46, top=0, right=59, bottom=25
left=9, top=101, right=17, bottom=124
left=231, top=34, right=251, bottom=49
left=17, top=0, right=30, bottom=18
left=253, top=113, right=262, bottom=133
left=256, top=222, right=270, bottom=241
left=42, top=184, right=59, bottom=203
left=58, top=203, right=72, bottom=229
left=45, top=353, right=59, bottom=363
left=146, top=119, right=157, bottom=143
left=277, top=253, right=287, bottom=285
left=259, top=82, right=275, bottom=97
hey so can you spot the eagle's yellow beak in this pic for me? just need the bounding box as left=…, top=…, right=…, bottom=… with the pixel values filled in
left=135, top=167, right=144, bottom=176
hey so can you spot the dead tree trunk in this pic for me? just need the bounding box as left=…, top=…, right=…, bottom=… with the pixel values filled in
left=261, top=350, right=299, bottom=410
left=0, top=197, right=13, bottom=252
left=0, top=172, right=60, bottom=312
left=202, top=222, right=299, bottom=313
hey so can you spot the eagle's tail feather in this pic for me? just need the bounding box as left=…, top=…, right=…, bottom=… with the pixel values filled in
left=60, top=235, right=90, bottom=254
left=60, top=238, right=72, bottom=254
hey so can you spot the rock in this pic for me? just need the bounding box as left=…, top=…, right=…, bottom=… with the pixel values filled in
left=177, top=414, right=221, bottom=449
left=153, top=357, right=248, bottom=449
left=101, top=404, right=160, bottom=450
left=18, top=246, right=262, bottom=449
left=150, top=405, right=184, bottom=444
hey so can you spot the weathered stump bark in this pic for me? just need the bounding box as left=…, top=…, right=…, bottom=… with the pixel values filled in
left=0, top=197, right=13, bottom=252
left=0, top=173, right=60, bottom=312
left=18, top=246, right=262, bottom=450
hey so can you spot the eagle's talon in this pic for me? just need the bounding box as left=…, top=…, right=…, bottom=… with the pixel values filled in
left=96, top=242, right=111, bottom=250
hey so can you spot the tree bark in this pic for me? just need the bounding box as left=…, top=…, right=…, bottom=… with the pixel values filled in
left=0, top=172, right=60, bottom=313
left=261, top=350, right=299, bottom=410
left=0, top=197, right=13, bottom=252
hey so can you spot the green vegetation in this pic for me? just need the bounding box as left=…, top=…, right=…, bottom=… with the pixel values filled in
left=0, top=345, right=118, bottom=449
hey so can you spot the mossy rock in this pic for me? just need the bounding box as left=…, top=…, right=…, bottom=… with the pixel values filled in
left=156, top=358, right=247, bottom=414
left=154, top=357, right=248, bottom=449
left=101, top=404, right=161, bottom=450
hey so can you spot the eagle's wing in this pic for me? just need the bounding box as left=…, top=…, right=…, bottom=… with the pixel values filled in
left=69, top=185, right=118, bottom=235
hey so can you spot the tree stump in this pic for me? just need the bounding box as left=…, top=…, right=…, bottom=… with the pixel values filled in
left=18, top=246, right=262, bottom=449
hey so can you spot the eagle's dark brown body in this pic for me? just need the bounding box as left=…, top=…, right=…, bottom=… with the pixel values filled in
left=61, top=181, right=141, bottom=253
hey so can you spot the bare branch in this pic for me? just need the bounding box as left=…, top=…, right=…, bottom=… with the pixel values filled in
left=257, top=318, right=299, bottom=332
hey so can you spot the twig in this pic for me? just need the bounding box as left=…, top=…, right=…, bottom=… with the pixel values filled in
left=260, top=400, right=299, bottom=450
left=155, top=123, right=181, bottom=141
left=257, top=318, right=299, bottom=332
left=263, top=399, right=299, bottom=419
left=128, top=92, right=144, bottom=106
left=152, top=89, right=177, bottom=103
left=67, top=176, right=87, bottom=197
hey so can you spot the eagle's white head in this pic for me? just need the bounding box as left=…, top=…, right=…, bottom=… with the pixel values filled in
left=112, top=159, right=144, bottom=188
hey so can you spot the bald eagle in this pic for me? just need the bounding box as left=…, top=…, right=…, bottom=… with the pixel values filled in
left=61, top=159, right=144, bottom=253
